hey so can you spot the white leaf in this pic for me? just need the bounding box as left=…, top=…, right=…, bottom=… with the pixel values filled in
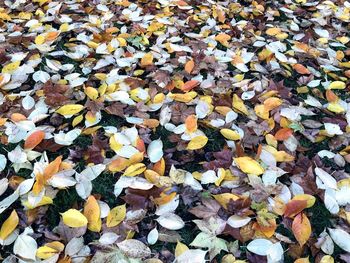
left=65, top=237, right=84, bottom=256
left=156, top=213, right=185, bottom=230
left=319, top=231, right=334, bottom=255
left=99, top=232, right=119, bottom=245
left=201, top=170, right=217, bottom=184
left=0, top=154, right=6, bottom=172
left=0, top=192, right=19, bottom=214
left=227, top=215, right=251, bottom=228
left=314, top=28, right=329, bottom=38
left=54, top=129, right=81, bottom=146
left=324, top=123, right=343, bottom=136
left=247, top=239, right=273, bottom=256
left=117, top=239, right=151, bottom=258
left=328, top=228, right=350, bottom=253
left=13, top=231, right=37, bottom=260
left=75, top=177, right=92, bottom=199
left=267, top=242, right=283, bottom=263
left=315, top=167, right=337, bottom=190
left=98, top=201, right=110, bottom=218
left=155, top=195, right=179, bottom=216
left=324, top=189, right=339, bottom=214
left=147, top=228, right=158, bottom=245
left=22, top=95, right=35, bottom=110
left=184, top=173, right=203, bottom=191
left=80, top=164, right=106, bottom=180
left=175, top=249, right=207, bottom=263
left=0, top=178, right=8, bottom=196
left=33, top=70, right=50, bottom=83
left=0, top=229, right=19, bottom=246
left=147, top=139, right=163, bottom=163
left=16, top=178, right=35, bottom=195
left=48, top=170, right=77, bottom=188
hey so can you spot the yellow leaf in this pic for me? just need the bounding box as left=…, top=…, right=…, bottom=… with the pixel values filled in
left=264, top=97, right=282, bottom=110
left=35, top=35, right=46, bottom=45
left=72, top=114, right=84, bottom=127
left=56, top=104, right=84, bottom=116
left=23, top=196, right=53, bottom=209
left=110, top=135, right=123, bottom=152
left=215, top=33, right=231, bottom=46
left=232, top=94, right=248, bottom=115
left=83, top=196, right=101, bottom=232
left=36, top=246, right=58, bottom=259
left=61, top=209, right=88, bottom=228
left=123, top=163, right=146, bottom=177
left=168, top=92, right=197, bottom=103
left=234, top=157, right=264, bottom=175
left=294, top=257, right=310, bottom=263
left=292, top=194, right=316, bottom=208
left=60, top=23, right=69, bottom=32
left=266, top=27, right=282, bottom=36
left=175, top=240, right=189, bottom=257
left=213, top=193, right=240, bottom=209
left=320, top=255, right=334, bottom=263
left=327, top=102, right=345, bottom=113
left=255, top=104, right=269, bottom=119
left=141, top=53, right=153, bottom=67
left=84, top=86, right=99, bottom=100
left=220, top=129, right=241, bottom=140
left=117, top=37, right=127, bottom=47
left=327, top=81, right=346, bottom=90
left=292, top=213, right=311, bottom=247
left=273, top=150, right=295, bottom=162
left=187, top=136, right=208, bottom=150
left=265, top=134, right=278, bottom=148
left=0, top=210, right=19, bottom=240
left=2, top=61, right=20, bottom=73
left=106, top=204, right=126, bottom=227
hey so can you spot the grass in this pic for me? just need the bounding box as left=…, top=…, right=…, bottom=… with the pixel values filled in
left=47, top=188, right=83, bottom=228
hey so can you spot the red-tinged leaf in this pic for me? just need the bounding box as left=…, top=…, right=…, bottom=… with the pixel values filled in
left=184, top=60, right=194, bottom=74
left=284, top=199, right=308, bottom=218
left=293, top=64, right=310, bottom=75
left=24, top=130, right=45, bottom=149
left=292, top=213, right=311, bottom=246
left=181, top=80, right=199, bottom=92
left=274, top=128, right=293, bottom=141
left=43, top=156, right=62, bottom=180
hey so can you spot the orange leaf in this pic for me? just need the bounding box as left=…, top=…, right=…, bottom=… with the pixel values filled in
left=325, top=90, right=338, bottom=102
left=292, top=213, right=311, bottom=247
left=181, top=80, right=199, bottom=92
left=44, top=156, right=62, bottom=181
left=11, top=113, right=26, bottom=122
left=142, top=119, right=159, bottom=129
left=33, top=173, right=45, bottom=195
left=108, top=157, right=128, bottom=172
left=24, top=130, right=45, bottom=149
left=274, top=128, right=293, bottom=141
left=153, top=158, right=165, bottom=176
left=284, top=199, right=308, bottom=218
left=46, top=31, right=60, bottom=41
left=135, top=137, right=146, bottom=152
left=293, top=64, right=310, bottom=75
left=185, top=115, right=197, bottom=133
left=253, top=218, right=277, bottom=238
left=184, top=60, right=194, bottom=74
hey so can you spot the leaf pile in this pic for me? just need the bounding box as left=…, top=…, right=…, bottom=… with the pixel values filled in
left=0, top=0, right=350, bottom=262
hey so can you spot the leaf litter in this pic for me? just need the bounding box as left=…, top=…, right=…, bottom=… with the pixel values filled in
left=0, top=0, right=350, bottom=262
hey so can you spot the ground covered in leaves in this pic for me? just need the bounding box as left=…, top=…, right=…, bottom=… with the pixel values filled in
left=0, top=0, right=350, bottom=262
